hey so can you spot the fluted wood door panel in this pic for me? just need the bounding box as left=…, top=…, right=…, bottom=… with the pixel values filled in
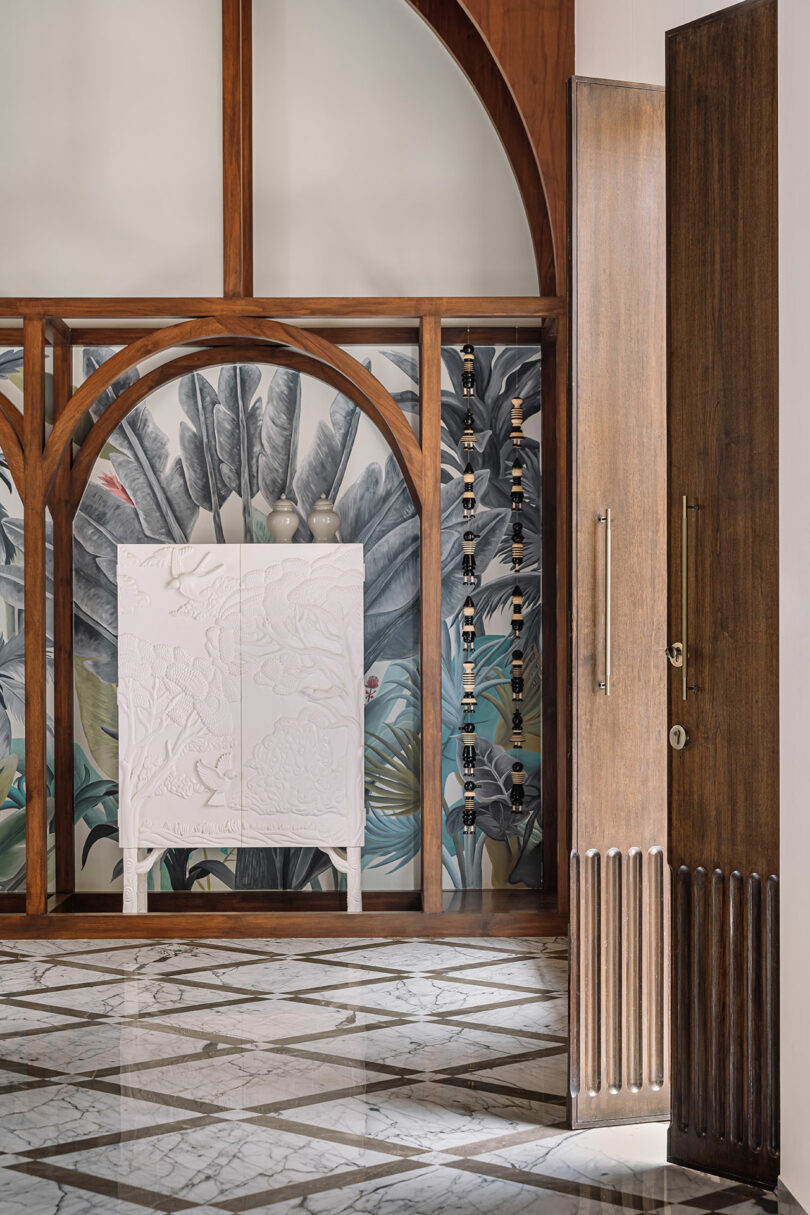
left=666, top=0, right=779, bottom=1186
left=569, top=78, right=667, bottom=1127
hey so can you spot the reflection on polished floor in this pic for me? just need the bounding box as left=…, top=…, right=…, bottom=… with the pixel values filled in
left=0, top=935, right=779, bottom=1214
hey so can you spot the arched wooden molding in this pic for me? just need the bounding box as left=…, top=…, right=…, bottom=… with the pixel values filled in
left=0, top=389, right=25, bottom=494
left=69, top=344, right=423, bottom=515
left=43, top=316, right=423, bottom=507
left=408, top=0, right=572, bottom=296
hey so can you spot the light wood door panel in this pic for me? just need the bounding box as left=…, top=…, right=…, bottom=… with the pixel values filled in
left=569, top=78, right=668, bottom=1127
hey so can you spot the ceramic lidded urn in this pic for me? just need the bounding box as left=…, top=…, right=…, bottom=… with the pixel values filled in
left=307, top=494, right=340, bottom=543
left=266, top=494, right=300, bottom=543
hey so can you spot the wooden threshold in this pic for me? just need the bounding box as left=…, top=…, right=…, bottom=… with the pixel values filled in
left=0, top=909, right=567, bottom=939
left=0, top=890, right=566, bottom=938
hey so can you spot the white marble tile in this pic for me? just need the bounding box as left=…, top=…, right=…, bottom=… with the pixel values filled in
left=453, top=995, right=568, bottom=1037
left=0, top=1166, right=151, bottom=1215
left=478, top=1121, right=743, bottom=1205
left=0, top=1082, right=191, bottom=1153
left=0, top=1021, right=216, bottom=1075
left=300, top=1019, right=561, bottom=1075
left=54, top=942, right=275, bottom=976
left=199, top=937, right=384, bottom=956
left=0, top=940, right=155, bottom=958
left=0, top=1005, right=84, bottom=1037
left=313, top=940, right=520, bottom=972
left=53, top=1117, right=398, bottom=1206
left=468, top=1049, right=568, bottom=1097
left=441, top=956, right=569, bottom=992
left=0, top=961, right=123, bottom=997
left=14, top=976, right=247, bottom=1019
left=308, top=976, right=538, bottom=1018
left=174, top=956, right=389, bottom=995
left=146, top=995, right=390, bottom=1043
left=275, top=1079, right=562, bottom=1151
left=264, top=1162, right=609, bottom=1215
left=448, top=936, right=569, bottom=957
left=117, top=1047, right=378, bottom=1110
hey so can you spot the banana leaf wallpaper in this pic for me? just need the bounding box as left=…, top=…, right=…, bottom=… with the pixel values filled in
left=0, top=342, right=541, bottom=894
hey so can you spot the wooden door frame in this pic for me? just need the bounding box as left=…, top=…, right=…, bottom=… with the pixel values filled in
left=0, top=0, right=574, bottom=936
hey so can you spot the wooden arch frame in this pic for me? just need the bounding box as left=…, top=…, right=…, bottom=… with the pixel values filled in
left=45, top=318, right=423, bottom=506
left=69, top=346, right=419, bottom=515
left=1, top=0, right=572, bottom=936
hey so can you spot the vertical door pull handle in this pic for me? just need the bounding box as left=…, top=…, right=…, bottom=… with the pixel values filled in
left=597, top=508, right=611, bottom=695
left=679, top=496, right=698, bottom=700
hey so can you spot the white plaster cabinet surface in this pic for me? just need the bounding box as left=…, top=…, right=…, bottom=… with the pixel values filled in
left=116, top=543, right=365, bottom=911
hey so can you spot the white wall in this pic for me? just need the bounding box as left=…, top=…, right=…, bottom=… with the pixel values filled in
left=0, top=0, right=536, bottom=297
left=576, top=0, right=736, bottom=84
left=778, top=3, right=810, bottom=1207
left=577, top=2, right=810, bottom=1207
left=253, top=0, right=537, bottom=295
left=0, top=0, right=223, bottom=296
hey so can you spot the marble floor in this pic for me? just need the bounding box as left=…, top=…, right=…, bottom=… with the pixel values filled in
left=0, top=935, right=780, bottom=1214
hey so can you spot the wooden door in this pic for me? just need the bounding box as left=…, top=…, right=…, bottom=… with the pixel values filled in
left=666, top=0, right=779, bottom=1186
left=569, top=78, right=669, bottom=1127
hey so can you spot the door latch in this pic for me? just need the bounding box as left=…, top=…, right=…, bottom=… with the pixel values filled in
left=666, top=642, right=684, bottom=668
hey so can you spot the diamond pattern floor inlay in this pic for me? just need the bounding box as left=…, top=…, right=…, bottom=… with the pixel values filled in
left=0, top=935, right=781, bottom=1213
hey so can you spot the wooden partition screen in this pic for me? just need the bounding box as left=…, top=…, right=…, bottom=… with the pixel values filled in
left=0, top=0, right=574, bottom=937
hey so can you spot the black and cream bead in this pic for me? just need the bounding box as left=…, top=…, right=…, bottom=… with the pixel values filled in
left=510, top=396, right=524, bottom=447
left=511, top=520, right=524, bottom=570
left=511, top=649, right=524, bottom=701
left=510, top=459, right=524, bottom=511
left=461, top=343, right=476, bottom=397
left=462, top=595, right=476, bottom=651
left=511, top=585, right=524, bottom=638
left=462, top=464, right=476, bottom=518
left=461, top=409, right=476, bottom=451
left=460, top=722, right=477, bottom=777
left=511, top=762, right=525, bottom=811
left=511, top=709, right=525, bottom=750
left=462, top=530, right=478, bottom=585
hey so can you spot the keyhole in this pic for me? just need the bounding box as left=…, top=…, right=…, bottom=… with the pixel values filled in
left=669, top=724, right=688, bottom=750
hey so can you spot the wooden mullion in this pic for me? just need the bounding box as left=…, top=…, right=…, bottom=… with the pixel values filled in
left=22, top=317, right=48, bottom=915
left=240, top=0, right=253, bottom=297
left=50, top=332, right=75, bottom=897
left=419, top=316, right=443, bottom=914
left=222, top=0, right=253, bottom=296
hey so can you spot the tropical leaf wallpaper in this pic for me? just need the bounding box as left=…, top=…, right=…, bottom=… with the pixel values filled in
left=0, top=342, right=541, bottom=894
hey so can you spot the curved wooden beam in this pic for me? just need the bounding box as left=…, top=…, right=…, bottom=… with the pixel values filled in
left=70, top=344, right=422, bottom=514
left=408, top=0, right=561, bottom=295
left=0, top=389, right=25, bottom=494
left=44, top=316, right=423, bottom=505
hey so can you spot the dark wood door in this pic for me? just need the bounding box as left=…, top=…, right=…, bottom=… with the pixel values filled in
left=666, top=0, right=779, bottom=1186
left=569, top=78, right=668, bottom=1127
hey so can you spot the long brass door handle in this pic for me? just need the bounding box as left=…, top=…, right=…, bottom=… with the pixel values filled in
left=597, top=508, right=611, bottom=696
left=670, top=495, right=697, bottom=699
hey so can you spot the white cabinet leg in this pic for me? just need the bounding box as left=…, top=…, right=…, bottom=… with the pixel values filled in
left=122, top=848, right=139, bottom=915
left=136, top=848, right=149, bottom=914
left=122, top=847, right=157, bottom=914
left=346, top=846, right=362, bottom=914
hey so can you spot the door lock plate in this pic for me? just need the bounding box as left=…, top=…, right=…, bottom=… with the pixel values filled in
left=669, top=724, right=688, bottom=750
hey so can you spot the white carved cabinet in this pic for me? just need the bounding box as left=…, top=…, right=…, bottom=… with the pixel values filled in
left=116, top=544, right=366, bottom=912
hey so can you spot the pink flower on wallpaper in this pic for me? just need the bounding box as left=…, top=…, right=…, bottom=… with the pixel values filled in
left=100, top=472, right=134, bottom=505
left=365, top=674, right=379, bottom=702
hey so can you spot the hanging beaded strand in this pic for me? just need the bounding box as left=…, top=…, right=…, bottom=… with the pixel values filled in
left=509, top=352, right=526, bottom=811
left=460, top=343, right=477, bottom=835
